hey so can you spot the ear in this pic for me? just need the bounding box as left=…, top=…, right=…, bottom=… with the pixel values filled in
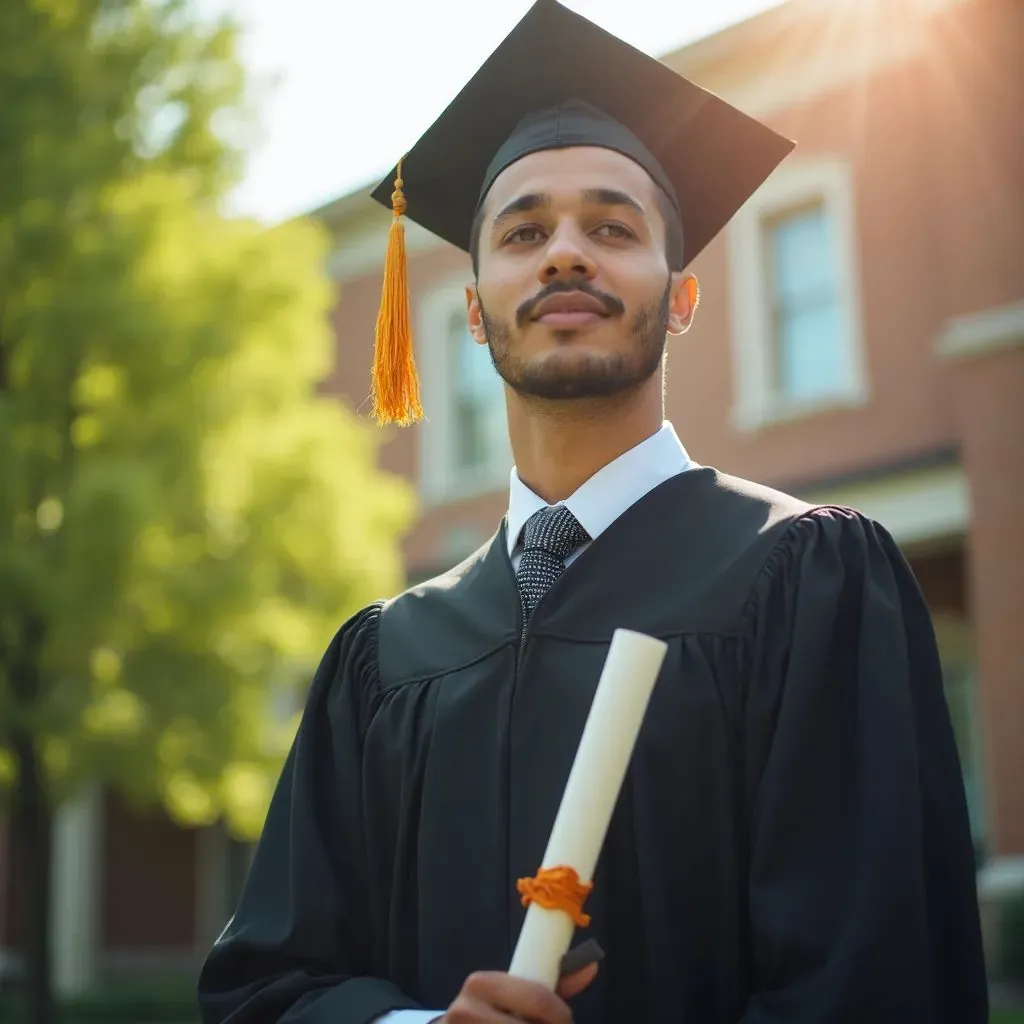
left=465, top=284, right=488, bottom=346
left=666, top=274, right=700, bottom=336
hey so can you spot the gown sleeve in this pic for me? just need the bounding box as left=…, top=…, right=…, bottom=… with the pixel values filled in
left=196, top=603, right=424, bottom=1024
left=738, top=507, right=988, bottom=1023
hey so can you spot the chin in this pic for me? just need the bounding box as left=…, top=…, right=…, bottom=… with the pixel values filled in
left=529, top=345, right=615, bottom=375
left=532, top=321, right=621, bottom=355
left=509, top=364, right=649, bottom=401
left=526, top=347, right=636, bottom=388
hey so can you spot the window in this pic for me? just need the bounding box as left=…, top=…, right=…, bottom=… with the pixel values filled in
left=417, top=278, right=511, bottom=503
left=765, top=203, right=849, bottom=402
left=449, top=310, right=505, bottom=478
left=727, top=156, right=868, bottom=430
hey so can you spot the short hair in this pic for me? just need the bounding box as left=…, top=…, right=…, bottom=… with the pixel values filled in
left=469, top=183, right=685, bottom=277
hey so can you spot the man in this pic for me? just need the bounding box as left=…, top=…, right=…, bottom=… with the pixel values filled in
left=197, top=2, right=988, bottom=1022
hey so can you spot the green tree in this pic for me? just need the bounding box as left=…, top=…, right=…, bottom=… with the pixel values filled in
left=0, top=2, right=414, bottom=1021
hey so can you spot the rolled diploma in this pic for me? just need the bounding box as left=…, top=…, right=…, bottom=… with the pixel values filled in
left=507, top=627, right=668, bottom=988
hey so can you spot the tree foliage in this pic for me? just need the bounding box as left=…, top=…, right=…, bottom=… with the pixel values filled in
left=0, top=0, right=414, bottom=840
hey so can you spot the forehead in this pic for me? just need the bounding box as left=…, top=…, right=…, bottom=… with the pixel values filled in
left=482, top=146, right=660, bottom=215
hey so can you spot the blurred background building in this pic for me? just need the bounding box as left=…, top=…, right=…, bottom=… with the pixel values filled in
left=1, top=0, right=1021, bottom=1001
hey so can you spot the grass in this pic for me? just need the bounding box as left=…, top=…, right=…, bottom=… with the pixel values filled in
left=0, top=976, right=198, bottom=1023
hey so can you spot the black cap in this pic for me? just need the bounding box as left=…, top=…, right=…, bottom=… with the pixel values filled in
left=369, top=0, right=795, bottom=270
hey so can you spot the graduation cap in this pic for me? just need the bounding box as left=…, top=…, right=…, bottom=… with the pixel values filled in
left=368, top=0, right=795, bottom=426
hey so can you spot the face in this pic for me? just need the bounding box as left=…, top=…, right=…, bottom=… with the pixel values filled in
left=467, top=146, right=697, bottom=402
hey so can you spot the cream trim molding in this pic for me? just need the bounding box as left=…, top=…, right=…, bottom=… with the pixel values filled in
left=935, top=301, right=1024, bottom=362
left=327, top=207, right=441, bottom=282
left=978, top=856, right=1024, bottom=902
left=800, top=464, right=969, bottom=546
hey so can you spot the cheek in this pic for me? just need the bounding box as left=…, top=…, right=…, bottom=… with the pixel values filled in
left=477, top=253, right=531, bottom=293
left=476, top=277, right=517, bottom=318
left=600, top=248, right=666, bottom=291
left=480, top=288, right=537, bottom=334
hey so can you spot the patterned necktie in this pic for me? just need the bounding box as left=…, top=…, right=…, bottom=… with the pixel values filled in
left=515, top=505, right=590, bottom=629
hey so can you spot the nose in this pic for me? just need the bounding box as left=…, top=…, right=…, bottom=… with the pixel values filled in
left=538, top=224, right=597, bottom=285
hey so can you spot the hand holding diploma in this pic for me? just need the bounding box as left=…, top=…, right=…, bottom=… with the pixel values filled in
left=441, top=962, right=598, bottom=1023
left=508, top=628, right=667, bottom=988
left=442, top=629, right=666, bottom=1022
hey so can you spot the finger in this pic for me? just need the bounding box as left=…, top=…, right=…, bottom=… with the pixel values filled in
left=558, top=939, right=604, bottom=978
left=443, top=993, right=515, bottom=1023
left=555, top=960, right=599, bottom=1000
left=462, top=971, right=572, bottom=1024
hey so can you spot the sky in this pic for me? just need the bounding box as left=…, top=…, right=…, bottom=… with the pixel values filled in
left=208, top=0, right=786, bottom=224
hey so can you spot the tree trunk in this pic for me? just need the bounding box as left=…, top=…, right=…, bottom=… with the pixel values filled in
left=12, top=729, right=55, bottom=1024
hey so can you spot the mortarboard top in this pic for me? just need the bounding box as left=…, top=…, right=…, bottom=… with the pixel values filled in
left=368, top=0, right=795, bottom=427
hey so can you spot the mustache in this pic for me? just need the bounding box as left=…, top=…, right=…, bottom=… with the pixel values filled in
left=515, top=279, right=625, bottom=328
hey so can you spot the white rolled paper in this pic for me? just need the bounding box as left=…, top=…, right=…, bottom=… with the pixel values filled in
left=507, top=627, right=668, bottom=989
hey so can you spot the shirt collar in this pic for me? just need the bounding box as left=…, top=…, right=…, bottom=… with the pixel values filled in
left=506, top=421, right=694, bottom=556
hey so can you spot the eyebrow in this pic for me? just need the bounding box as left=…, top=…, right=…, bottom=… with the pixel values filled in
left=582, top=188, right=646, bottom=216
left=491, top=188, right=647, bottom=229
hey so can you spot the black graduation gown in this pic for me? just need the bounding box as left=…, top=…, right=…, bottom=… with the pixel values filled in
left=197, top=467, right=988, bottom=1024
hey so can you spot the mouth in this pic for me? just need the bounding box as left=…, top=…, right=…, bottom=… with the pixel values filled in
left=531, top=291, right=611, bottom=330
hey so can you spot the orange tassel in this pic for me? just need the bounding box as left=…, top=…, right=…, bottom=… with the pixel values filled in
left=372, top=161, right=423, bottom=426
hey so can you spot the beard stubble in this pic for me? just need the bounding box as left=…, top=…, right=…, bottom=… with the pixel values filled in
left=480, top=281, right=672, bottom=401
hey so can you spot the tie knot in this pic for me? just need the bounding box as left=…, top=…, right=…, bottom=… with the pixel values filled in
left=521, top=505, right=590, bottom=561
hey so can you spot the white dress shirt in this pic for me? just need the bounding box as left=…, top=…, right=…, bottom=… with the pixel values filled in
left=377, top=421, right=694, bottom=1024
left=506, top=420, right=694, bottom=569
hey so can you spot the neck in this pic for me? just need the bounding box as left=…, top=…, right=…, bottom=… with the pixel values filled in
left=506, top=379, right=664, bottom=504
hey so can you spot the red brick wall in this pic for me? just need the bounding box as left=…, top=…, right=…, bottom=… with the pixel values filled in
left=101, top=793, right=196, bottom=950
left=929, top=0, right=1024, bottom=320
left=2, top=795, right=198, bottom=961
left=911, top=548, right=968, bottom=616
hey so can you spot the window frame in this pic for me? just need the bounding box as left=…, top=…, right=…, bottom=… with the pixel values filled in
left=416, top=274, right=511, bottom=505
left=726, top=155, right=869, bottom=431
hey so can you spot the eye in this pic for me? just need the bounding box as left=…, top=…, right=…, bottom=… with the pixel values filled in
left=503, top=224, right=546, bottom=245
left=593, top=222, right=635, bottom=239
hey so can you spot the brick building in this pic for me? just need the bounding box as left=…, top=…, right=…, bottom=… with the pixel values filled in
left=2, top=0, right=1021, bottom=995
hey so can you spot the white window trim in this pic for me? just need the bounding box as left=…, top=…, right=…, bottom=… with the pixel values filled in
left=416, top=273, right=511, bottom=506
left=195, top=823, right=230, bottom=951
left=978, top=857, right=1024, bottom=902
left=726, top=154, right=869, bottom=432
left=51, top=784, right=102, bottom=997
